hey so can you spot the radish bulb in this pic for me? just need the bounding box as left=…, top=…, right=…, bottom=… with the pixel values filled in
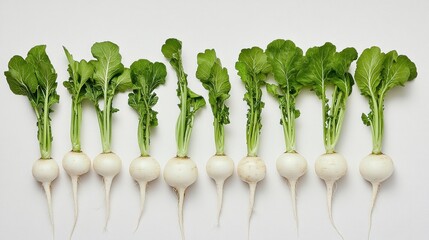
left=62, top=151, right=91, bottom=236
left=206, top=155, right=234, bottom=224
left=296, top=43, right=357, bottom=238
left=85, top=41, right=132, bottom=229
left=235, top=46, right=271, bottom=237
left=354, top=46, right=417, bottom=238
left=266, top=39, right=308, bottom=233
left=162, top=38, right=206, bottom=239
left=196, top=49, right=234, bottom=225
left=128, top=59, right=166, bottom=230
left=63, top=47, right=94, bottom=238
left=5, top=45, right=60, bottom=236
left=164, top=157, right=198, bottom=239
left=129, top=156, right=160, bottom=230
left=93, top=152, right=121, bottom=229
left=315, top=153, right=347, bottom=239
left=33, top=158, right=60, bottom=231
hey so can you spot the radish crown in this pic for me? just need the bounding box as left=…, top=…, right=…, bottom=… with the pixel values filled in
left=128, top=59, right=167, bottom=156
left=236, top=47, right=271, bottom=157
left=63, top=47, right=94, bottom=152
left=5, top=45, right=59, bottom=159
left=297, top=43, right=357, bottom=153
left=196, top=49, right=231, bottom=155
left=85, top=41, right=132, bottom=153
left=265, top=39, right=304, bottom=153
left=162, top=38, right=206, bottom=158
left=355, top=47, right=417, bottom=154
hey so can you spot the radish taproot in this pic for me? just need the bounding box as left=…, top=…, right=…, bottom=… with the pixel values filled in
left=4, top=45, right=60, bottom=235
left=196, top=49, right=234, bottom=225
left=128, top=59, right=167, bottom=230
left=85, top=41, right=132, bottom=229
left=297, top=43, right=357, bottom=239
left=354, top=46, right=417, bottom=238
left=235, top=46, right=271, bottom=236
left=62, top=47, right=93, bottom=238
left=161, top=38, right=206, bottom=239
left=265, top=39, right=307, bottom=232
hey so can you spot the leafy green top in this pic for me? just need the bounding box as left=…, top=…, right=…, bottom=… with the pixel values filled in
left=5, top=45, right=59, bottom=159
left=128, top=59, right=167, bottom=156
left=196, top=49, right=231, bottom=155
left=162, top=38, right=206, bottom=158
left=355, top=47, right=417, bottom=154
left=235, top=47, right=271, bottom=157
left=63, top=47, right=94, bottom=152
left=297, top=43, right=357, bottom=153
left=85, top=41, right=132, bottom=153
left=265, top=39, right=304, bottom=153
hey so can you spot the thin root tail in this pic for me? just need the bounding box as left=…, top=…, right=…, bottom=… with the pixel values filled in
left=177, top=188, right=186, bottom=240
left=325, top=181, right=344, bottom=240
left=42, top=182, right=55, bottom=239
left=134, top=181, right=147, bottom=232
left=103, top=177, right=113, bottom=231
left=215, top=180, right=225, bottom=226
left=247, top=182, right=257, bottom=240
left=69, top=176, right=79, bottom=240
left=368, top=182, right=380, bottom=240
left=288, top=180, right=299, bottom=237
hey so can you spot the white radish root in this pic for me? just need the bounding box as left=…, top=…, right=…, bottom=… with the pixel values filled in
left=359, top=153, right=394, bottom=239
left=129, top=156, right=160, bottom=230
left=206, top=154, right=234, bottom=225
left=276, top=152, right=307, bottom=232
left=164, top=157, right=198, bottom=240
left=32, top=158, right=59, bottom=237
left=237, top=156, right=266, bottom=238
left=62, top=151, right=91, bottom=239
left=315, top=153, right=347, bottom=239
left=93, top=152, right=122, bottom=230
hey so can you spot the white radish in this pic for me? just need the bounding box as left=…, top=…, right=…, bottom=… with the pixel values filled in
left=359, top=153, right=394, bottom=238
left=206, top=155, right=234, bottom=225
left=164, top=157, right=198, bottom=240
left=276, top=152, right=307, bottom=230
left=93, top=152, right=122, bottom=229
left=237, top=156, right=266, bottom=234
left=62, top=151, right=91, bottom=237
left=129, top=156, right=160, bottom=230
left=32, top=158, right=59, bottom=234
left=315, top=152, right=347, bottom=239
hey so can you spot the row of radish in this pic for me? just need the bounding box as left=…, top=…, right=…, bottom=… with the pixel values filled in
left=4, top=38, right=417, bottom=240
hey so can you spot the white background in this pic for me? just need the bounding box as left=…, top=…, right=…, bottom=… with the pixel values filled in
left=0, top=0, right=428, bottom=239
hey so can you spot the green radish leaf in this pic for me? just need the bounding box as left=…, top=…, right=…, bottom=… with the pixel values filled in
left=4, top=56, right=38, bottom=96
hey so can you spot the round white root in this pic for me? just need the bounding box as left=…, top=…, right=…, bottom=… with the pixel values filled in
left=206, top=154, right=234, bottom=225
left=276, top=152, right=307, bottom=232
left=164, top=157, right=198, bottom=240
left=32, top=158, right=59, bottom=236
left=315, top=153, right=347, bottom=240
left=129, top=156, right=160, bottom=230
left=237, top=156, right=266, bottom=237
left=62, top=151, right=91, bottom=239
left=93, top=152, right=122, bottom=230
left=359, top=153, right=394, bottom=239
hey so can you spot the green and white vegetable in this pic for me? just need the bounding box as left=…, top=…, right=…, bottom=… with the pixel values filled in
left=196, top=49, right=234, bottom=225
left=85, top=41, right=132, bottom=229
left=128, top=59, right=166, bottom=230
left=62, top=47, right=93, bottom=237
left=4, top=45, right=60, bottom=233
left=297, top=42, right=357, bottom=239
left=265, top=39, right=307, bottom=231
left=162, top=38, right=206, bottom=240
left=235, top=46, right=271, bottom=234
left=354, top=46, right=417, bottom=238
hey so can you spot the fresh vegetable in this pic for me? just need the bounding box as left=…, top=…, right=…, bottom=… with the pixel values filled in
left=196, top=49, right=234, bottom=225
left=85, top=41, right=132, bottom=229
left=297, top=42, right=357, bottom=239
left=354, top=46, right=417, bottom=238
left=265, top=39, right=307, bottom=231
left=4, top=45, right=60, bottom=234
left=235, top=46, right=271, bottom=235
left=128, top=59, right=166, bottom=230
left=62, top=47, right=93, bottom=238
left=161, top=38, right=206, bottom=239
